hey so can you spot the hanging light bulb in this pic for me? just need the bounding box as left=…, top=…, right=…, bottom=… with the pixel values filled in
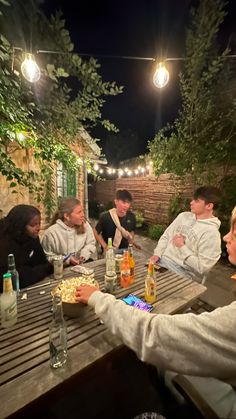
left=21, top=53, right=41, bottom=83
left=153, top=62, right=169, bottom=88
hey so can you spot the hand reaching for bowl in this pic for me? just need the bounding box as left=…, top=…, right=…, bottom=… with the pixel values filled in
left=75, top=284, right=99, bottom=304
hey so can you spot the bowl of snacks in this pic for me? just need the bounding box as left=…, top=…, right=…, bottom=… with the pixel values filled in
left=52, top=275, right=99, bottom=318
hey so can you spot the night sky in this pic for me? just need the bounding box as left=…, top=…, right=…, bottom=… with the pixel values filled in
left=42, top=0, right=236, bottom=164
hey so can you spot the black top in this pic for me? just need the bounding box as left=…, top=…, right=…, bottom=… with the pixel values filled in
left=0, top=233, right=53, bottom=292
left=95, top=210, right=136, bottom=249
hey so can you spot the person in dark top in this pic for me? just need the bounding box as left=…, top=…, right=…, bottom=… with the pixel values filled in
left=94, top=189, right=136, bottom=252
left=0, top=205, right=53, bottom=292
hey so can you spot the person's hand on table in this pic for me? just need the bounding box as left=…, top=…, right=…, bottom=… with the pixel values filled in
left=149, top=255, right=159, bottom=264
left=172, top=234, right=185, bottom=247
left=75, top=284, right=100, bottom=304
left=70, top=256, right=85, bottom=265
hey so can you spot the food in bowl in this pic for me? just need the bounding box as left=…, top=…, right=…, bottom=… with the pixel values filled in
left=52, top=276, right=98, bottom=304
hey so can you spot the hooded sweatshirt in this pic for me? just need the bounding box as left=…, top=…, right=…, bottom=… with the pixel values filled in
left=41, top=220, right=96, bottom=261
left=154, top=212, right=221, bottom=282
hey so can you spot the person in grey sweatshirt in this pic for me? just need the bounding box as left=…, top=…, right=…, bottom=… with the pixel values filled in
left=42, top=197, right=96, bottom=264
left=151, top=186, right=222, bottom=282
left=75, top=206, right=236, bottom=418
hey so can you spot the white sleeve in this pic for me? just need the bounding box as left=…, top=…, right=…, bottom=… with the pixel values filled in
left=89, top=291, right=236, bottom=379
left=154, top=214, right=182, bottom=257
left=41, top=230, right=57, bottom=254
left=180, top=230, right=221, bottom=275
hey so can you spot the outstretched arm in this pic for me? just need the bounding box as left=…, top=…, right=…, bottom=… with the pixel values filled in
left=79, top=223, right=97, bottom=261
left=76, top=287, right=236, bottom=379
left=93, top=227, right=108, bottom=252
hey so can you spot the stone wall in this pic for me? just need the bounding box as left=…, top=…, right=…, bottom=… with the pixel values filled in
left=93, top=174, right=195, bottom=225
left=0, top=148, right=39, bottom=216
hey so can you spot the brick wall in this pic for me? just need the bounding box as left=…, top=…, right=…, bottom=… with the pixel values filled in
left=94, top=174, right=195, bottom=225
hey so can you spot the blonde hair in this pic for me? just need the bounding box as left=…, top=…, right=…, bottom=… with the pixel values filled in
left=232, top=206, right=236, bottom=230
left=51, top=197, right=85, bottom=234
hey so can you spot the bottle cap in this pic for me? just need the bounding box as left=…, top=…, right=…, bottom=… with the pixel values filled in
left=108, top=238, right=112, bottom=248
left=3, top=272, right=12, bottom=279
left=3, top=273, right=13, bottom=293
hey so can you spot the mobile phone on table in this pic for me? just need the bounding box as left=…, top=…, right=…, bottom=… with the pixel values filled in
left=122, top=294, right=153, bottom=312
left=154, top=265, right=168, bottom=273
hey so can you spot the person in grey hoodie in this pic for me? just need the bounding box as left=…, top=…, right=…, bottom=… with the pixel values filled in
left=151, top=186, right=222, bottom=282
left=75, top=206, right=236, bottom=418
left=42, top=197, right=96, bottom=265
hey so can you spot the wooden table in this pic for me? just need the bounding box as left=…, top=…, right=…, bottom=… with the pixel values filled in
left=0, top=258, right=206, bottom=418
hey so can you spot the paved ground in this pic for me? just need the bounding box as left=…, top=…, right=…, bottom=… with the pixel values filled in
left=135, top=233, right=236, bottom=313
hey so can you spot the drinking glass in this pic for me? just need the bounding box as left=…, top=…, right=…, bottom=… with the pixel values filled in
left=53, top=255, right=63, bottom=280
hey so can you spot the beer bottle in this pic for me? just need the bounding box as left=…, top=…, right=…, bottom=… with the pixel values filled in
left=8, top=253, right=20, bottom=292
left=106, top=237, right=116, bottom=276
left=120, top=250, right=131, bottom=288
left=144, top=261, right=157, bottom=304
left=1, top=272, right=17, bottom=328
left=128, top=244, right=135, bottom=284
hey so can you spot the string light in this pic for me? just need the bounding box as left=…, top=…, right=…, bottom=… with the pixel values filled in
left=21, top=53, right=41, bottom=83
left=153, top=62, right=169, bottom=88
left=90, top=160, right=153, bottom=177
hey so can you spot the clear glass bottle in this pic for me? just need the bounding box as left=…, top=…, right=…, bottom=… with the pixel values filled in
left=106, top=237, right=116, bottom=275
left=128, top=244, right=135, bottom=284
left=1, top=272, right=17, bottom=328
left=53, top=255, right=64, bottom=280
left=8, top=253, right=20, bottom=293
left=49, top=294, right=67, bottom=368
left=105, top=238, right=117, bottom=291
left=144, top=261, right=157, bottom=304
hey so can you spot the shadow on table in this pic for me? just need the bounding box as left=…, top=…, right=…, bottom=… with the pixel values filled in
left=12, top=349, right=203, bottom=419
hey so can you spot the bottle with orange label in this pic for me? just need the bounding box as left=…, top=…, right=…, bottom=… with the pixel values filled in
left=128, top=244, right=135, bottom=284
left=120, top=250, right=131, bottom=288
left=144, top=261, right=157, bottom=304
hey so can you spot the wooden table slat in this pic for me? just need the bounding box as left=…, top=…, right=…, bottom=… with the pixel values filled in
left=0, top=257, right=206, bottom=418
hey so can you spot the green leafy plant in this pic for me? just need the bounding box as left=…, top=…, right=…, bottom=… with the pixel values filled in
left=149, top=0, right=236, bottom=185
left=0, top=1, right=123, bottom=214
left=168, top=193, right=190, bottom=223
left=134, top=210, right=145, bottom=228
left=147, top=224, right=166, bottom=241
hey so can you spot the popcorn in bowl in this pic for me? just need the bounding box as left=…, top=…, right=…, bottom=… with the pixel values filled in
left=52, top=276, right=99, bottom=318
left=52, top=276, right=98, bottom=303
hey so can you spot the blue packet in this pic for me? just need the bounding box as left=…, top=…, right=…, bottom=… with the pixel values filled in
left=122, top=294, right=153, bottom=312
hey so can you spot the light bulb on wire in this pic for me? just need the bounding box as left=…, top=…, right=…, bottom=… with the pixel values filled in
left=21, top=53, right=41, bottom=83
left=153, top=62, right=169, bottom=88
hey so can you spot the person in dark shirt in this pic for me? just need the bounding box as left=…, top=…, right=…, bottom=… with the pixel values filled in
left=0, top=205, right=53, bottom=292
left=94, top=189, right=136, bottom=252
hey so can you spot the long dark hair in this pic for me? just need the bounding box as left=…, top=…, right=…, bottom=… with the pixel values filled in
left=0, top=205, right=40, bottom=240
